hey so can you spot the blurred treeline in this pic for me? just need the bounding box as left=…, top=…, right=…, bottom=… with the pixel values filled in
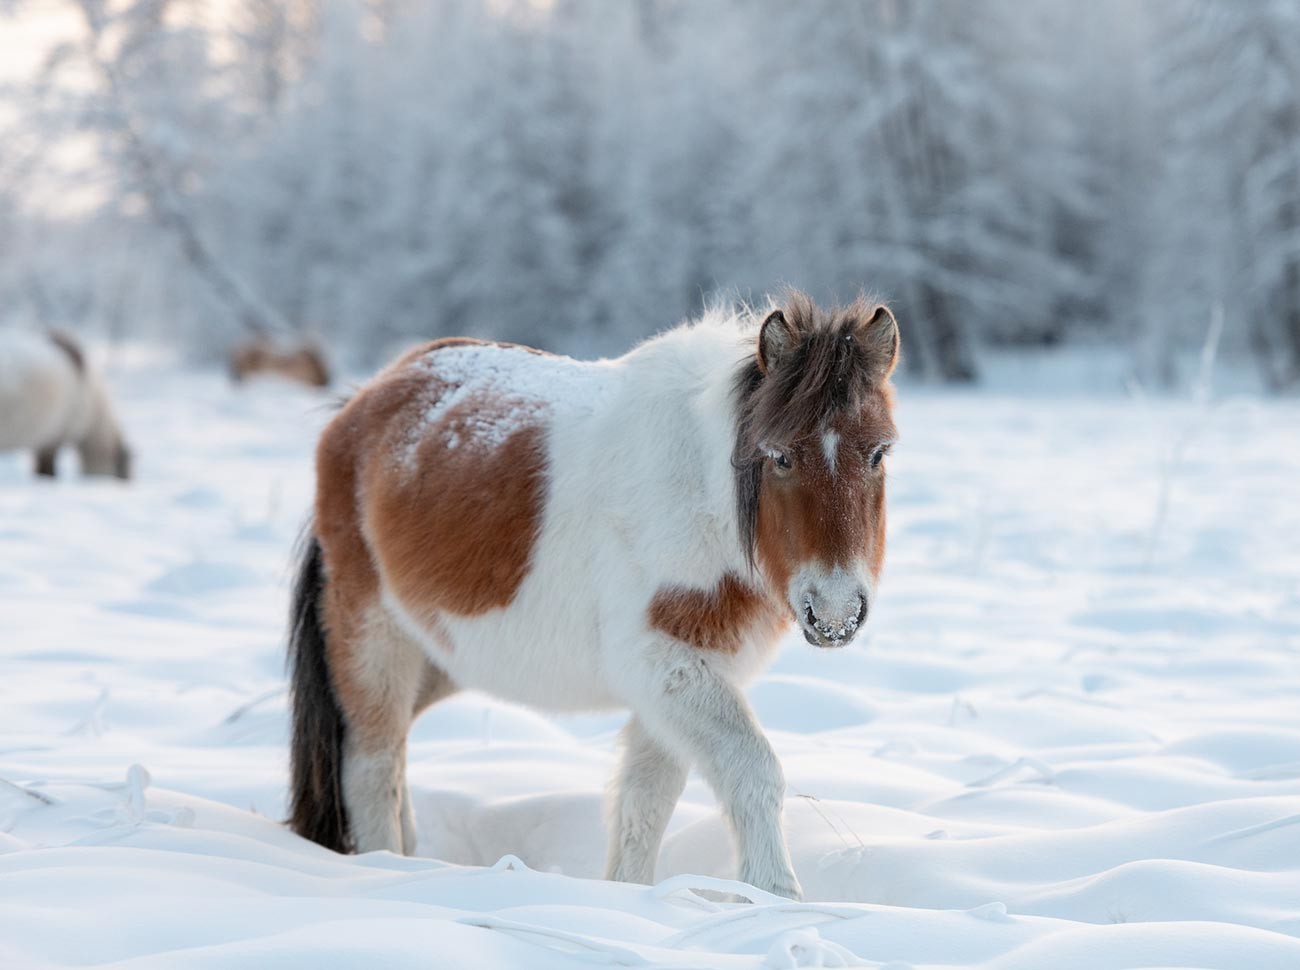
left=2, top=0, right=1299, bottom=386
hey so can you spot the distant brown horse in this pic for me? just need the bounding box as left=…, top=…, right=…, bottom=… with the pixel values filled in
left=229, top=338, right=331, bottom=388
left=0, top=329, right=132, bottom=479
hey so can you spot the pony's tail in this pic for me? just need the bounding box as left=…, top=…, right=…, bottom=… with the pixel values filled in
left=287, top=530, right=352, bottom=852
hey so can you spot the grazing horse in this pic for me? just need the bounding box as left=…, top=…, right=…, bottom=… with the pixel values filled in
left=0, top=329, right=131, bottom=479
left=230, top=337, right=331, bottom=388
left=287, top=292, right=899, bottom=899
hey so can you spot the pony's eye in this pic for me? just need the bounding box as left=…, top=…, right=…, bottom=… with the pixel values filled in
left=761, top=443, right=793, bottom=474
left=869, top=446, right=886, bottom=469
left=766, top=450, right=793, bottom=474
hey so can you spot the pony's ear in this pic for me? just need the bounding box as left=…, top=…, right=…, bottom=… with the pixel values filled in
left=757, top=309, right=798, bottom=374
left=857, top=305, right=900, bottom=380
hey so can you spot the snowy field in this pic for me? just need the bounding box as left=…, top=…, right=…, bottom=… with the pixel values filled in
left=2, top=351, right=1299, bottom=969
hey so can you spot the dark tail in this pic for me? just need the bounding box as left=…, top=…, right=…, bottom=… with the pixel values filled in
left=287, top=531, right=352, bottom=852
left=47, top=329, right=86, bottom=374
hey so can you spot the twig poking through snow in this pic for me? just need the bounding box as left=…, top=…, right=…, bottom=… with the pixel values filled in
left=1144, top=303, right=1224, bottom=568
left=222, top=688, right=284, bottom=725
left=1194, top=303, right=1226, bottom=408
left=0, top=778, right=56, bottom=807
left=1204, top=813, right=1300, bottom=845
left=792, top=790, right=867, bottom=852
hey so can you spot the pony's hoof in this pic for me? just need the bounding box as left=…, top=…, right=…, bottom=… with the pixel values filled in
left=772, top=882, right=804, bottom=902
left=746, top=875, right=803, bottom=902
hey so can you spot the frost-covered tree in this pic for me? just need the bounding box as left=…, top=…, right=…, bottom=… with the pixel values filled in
left=4, top=0, right=1300, bottom=386
left=1144, top=1, right=1300, bottom=388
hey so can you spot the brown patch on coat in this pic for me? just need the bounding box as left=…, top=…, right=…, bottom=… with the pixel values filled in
left=231, top=338, right=331, bottom=387
left=47, top=330, right=85, bottom=374
left=363, top=339, right=551, bottom=620
left=648, top=573, right=789, bottom=653
left=733, top=293, right=899, bottom=590
left=314, top=336, right=550, bottom=653
left=365, top=415, right=547, bottom=620
left=302, top=335, right=548, bottom=823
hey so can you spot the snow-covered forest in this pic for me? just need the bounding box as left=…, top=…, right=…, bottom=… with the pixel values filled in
left=3, top=0, right=1300, bottom=386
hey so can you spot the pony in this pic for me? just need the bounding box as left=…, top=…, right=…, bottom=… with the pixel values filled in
left=229, top=337, right=331, bottom=388
left=287, top=292, right=900, bottom=899
left=0, top=329, right=132, bottom=479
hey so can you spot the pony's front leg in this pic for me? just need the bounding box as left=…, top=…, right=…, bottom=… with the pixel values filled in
left=632, top=648, right=802, bottom=900
left=605, top=717, right=688, bottom=885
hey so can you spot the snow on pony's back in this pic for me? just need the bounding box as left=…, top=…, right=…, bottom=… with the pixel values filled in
left=395, top=341, right=613, bottom=471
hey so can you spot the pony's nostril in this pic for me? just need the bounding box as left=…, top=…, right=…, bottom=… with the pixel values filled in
left=803, top=594, right=868, bottom=645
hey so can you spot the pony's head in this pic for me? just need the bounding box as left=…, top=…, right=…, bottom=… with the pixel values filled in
left=734, top=293, right=899, bottom=648
left=79, top=375, right=132, bottom=480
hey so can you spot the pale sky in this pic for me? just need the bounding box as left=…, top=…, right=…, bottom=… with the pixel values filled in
left=0, top=0, right=245, bottom=83
left=0, top=3, right=79, bottom=82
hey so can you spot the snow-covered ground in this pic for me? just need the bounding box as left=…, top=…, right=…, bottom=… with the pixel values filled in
left=2, top=353, right=1299, bottom=968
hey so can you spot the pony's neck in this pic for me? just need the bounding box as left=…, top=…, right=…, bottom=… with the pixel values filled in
left=629, top=309, right=763, bottom=583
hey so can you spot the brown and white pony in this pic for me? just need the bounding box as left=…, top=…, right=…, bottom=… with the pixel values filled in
left=0, top=329, right=131, bottom=479
left=230, top=337, right=331, bottom=388
left=287, top=292, right=900, bottom=899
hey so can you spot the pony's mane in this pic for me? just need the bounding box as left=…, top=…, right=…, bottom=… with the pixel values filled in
left=731, top=291, right=890, bottom=566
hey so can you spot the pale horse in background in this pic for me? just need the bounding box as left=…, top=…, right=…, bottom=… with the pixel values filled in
left=0, top=329, right=131, bottom=479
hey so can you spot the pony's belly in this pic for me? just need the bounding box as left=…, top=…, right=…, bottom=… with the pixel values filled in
left=386, top=589, right=619, bottom=712
left=443, top=614, right=617, bottom=711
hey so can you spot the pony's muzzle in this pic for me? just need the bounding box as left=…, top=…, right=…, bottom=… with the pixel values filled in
left=800, top=590, right=868, bottom=648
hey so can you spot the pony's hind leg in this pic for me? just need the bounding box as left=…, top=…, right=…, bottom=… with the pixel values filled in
left=34, top=445, right=58, bottom=477
left=399, top=661, right=457, bottom=854
left=331, top=605, right=456, bottom=854
left=605, top=717, right=689, bottom=885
